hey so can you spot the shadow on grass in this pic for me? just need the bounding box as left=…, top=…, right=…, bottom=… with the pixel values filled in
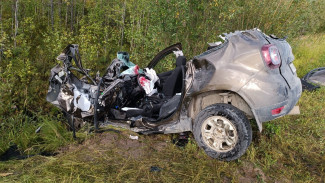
left=0, top=144, right=58, bottom=161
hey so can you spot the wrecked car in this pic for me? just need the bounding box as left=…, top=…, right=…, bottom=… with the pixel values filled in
left=46, top=29, right=302, bottom=161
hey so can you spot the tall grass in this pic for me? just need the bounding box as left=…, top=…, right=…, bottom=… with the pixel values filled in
left=0, top=112, right=76, bottom=157
left=291, top=34, right=325, bottom=77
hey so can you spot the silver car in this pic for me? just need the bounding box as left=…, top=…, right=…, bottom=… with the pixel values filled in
left=47, top=28, right=302, bottom=161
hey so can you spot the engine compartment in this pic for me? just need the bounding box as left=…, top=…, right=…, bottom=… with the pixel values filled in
left=46, top=44, right=186, bottom=129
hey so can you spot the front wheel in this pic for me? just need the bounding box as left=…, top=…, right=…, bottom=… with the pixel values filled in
left=193, top=103, right=252, bottom=161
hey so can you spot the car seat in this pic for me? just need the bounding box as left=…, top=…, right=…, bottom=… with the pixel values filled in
left=159, top=56, right=186, bottom=97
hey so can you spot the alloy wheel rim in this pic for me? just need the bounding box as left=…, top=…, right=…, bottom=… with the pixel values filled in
left=201, top=116, right=238, bottom=152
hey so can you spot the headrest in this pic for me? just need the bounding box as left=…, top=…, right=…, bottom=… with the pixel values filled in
left=176, top=56, right=186, bottom=67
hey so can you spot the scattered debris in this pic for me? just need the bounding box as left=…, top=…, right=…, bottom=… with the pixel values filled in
left=150, top=166, right=162, bottom=172
left=129, top=135, right=139, bottom=140
left=35, top=126, right=42, bottom=133
left=172, top=132, right=189, bottom=147
left=301, top=67, right=325, bottom=91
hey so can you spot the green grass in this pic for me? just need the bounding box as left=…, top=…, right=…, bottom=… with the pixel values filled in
left=291, top=34, right=325, bottom=78
left=0, top=34, right=325, bottom=182
left=0, top=112, right=81, bottom=157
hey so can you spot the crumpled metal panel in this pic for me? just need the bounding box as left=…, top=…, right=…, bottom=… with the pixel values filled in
left=186, top=29, right=302, bottom=131
left=190, top=29, right=268, bottom=94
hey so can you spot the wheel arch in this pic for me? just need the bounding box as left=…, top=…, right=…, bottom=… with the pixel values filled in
left=187, top=90, right=260, bottom=130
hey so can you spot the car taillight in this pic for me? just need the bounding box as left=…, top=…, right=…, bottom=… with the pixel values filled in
left=261, top=44, right=281, bottom=69
left=271, top=106, right=284, bottom=115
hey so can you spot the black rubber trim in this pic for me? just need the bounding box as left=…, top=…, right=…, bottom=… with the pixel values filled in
left=147, top=43, right=182, bottom=69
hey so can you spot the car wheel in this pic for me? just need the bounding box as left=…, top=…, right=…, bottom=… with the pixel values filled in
left=193, top=103, right=252, bottom=161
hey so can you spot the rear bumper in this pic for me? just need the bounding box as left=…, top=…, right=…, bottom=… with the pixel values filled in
left=252, top=79, right=302, bottom=123
left=238, top=70, right=302, bottom=129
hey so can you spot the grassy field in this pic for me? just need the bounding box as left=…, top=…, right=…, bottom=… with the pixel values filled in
left=0, top=34, right=325, bottom=182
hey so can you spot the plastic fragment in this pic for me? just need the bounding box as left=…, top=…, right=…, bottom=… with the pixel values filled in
left=120, top=65, right=140, bottom=76
left=173, top=50, right=184, bottom=57
left=35, top=126, right=42, bottom=133
left=129, top=135, right=139, bottom=140
left=121, top=107, right=141, bottom=111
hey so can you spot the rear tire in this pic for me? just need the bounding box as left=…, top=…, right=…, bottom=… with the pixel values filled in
left=193, top=103, right=252, bottom=161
